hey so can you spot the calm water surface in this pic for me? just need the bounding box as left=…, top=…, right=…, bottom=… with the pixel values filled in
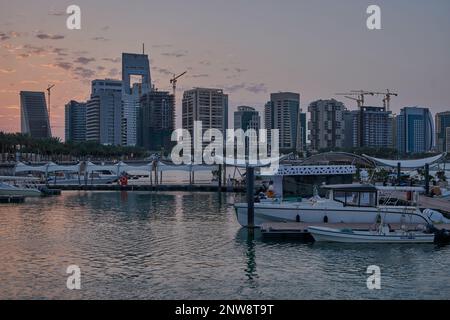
left=0, top=191, right=449, bottom=300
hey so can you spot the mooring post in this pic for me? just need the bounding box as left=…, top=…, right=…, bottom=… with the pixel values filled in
left=218, top=164, right=222, bottom=192
left=246, top=166, right=255, bottom=229
left=425, top=163, right=430, bottom=195
left=397, top=162, right=401, bottom=186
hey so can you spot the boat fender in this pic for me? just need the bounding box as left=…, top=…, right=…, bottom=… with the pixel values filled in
left=296, top=214, right=301, bottom=223
left=323, top=215, right=329, bottom=223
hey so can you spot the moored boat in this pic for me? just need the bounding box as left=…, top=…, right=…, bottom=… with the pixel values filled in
left=308, top=225, right=435, bottom=243
left=234, top=184, right=450, bottom=227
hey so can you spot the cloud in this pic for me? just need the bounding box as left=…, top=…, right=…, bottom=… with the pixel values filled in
left=36, top=33, right=65, bottom=40
left=91, top=37, right=110, bottom=42
left=222, top=82, right=268, bottom=94
left=235, top=67, right=247, bottom=73
left=48, top=9, right=66, bottom=16
left=74, top=56, right=96, bottom=64
left=23, top=44, right=49, bottom=56
left=0, top=68, right=16, bottom=74
left=152, top=44, right=173, bottom=48
left=108, top=68, right=119, bottom=77
left=199, top=60, right=211, bottom=66
left=52, top=47, right=68, bottom=56
left=97, top=66, right=106, bottom=71
left=154, top=67, right=173, bottom=76
left=0, top=31, right=26, bottom=41
left=73, top=66, right=96, bottom=79
left=223, top=83, right=246, bottom=93
left=161, top=50, right=188, bottom=58
left=102, top=57, right=121, bottom=63
left=246, top=83, right=268, bottom=94
left=55, top=62, right=73, bottom=70
left=101, top=26, right=110, bottom=31
left=190, top=74, right=209, bottom=78
left=20, top=80, right=38, bottom=84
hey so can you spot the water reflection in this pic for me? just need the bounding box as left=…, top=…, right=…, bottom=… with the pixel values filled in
left=0, top=191, right=449, bottom=300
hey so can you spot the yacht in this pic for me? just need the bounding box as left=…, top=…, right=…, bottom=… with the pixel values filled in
left=234, top=184, right=450, bottom=227
left=0, top=179, right=42, bottom=197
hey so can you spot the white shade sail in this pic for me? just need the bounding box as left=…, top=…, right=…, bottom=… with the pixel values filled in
left=364, top=153, right=446, bottom=169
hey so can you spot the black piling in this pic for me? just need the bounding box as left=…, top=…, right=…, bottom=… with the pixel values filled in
left=425, top=163, right=430, bottom=195
left=246, top=166, right=255, bottom=229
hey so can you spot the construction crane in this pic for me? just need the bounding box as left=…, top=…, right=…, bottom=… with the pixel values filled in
left=370, top=89, right=398, bottom=111
left=46, top=84, right=55, bottom=129
left=335, top=90, right=374, bottom=108
left=170, top=71, right=187, bottom=99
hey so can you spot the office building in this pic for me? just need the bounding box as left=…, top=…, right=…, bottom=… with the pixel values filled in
left=139, top=90, right=175, bottom=152
left=396, top=106, right=434, bottom=154
left=264, top=92, right=305, bottom=152
left=182, top=88, right=229, bottom=145
left=234, top=106, right=260, bottom=131
left=65, top=100, right=86, bottom=142
left=20, top=91, right=52, bottom=138
left=343, top=106, right=392, bottom=148
left=308, top=99, right=346, bottom=151
left=435, top=111, right=450, bottom=152
left=121, top=52, right=152, bottom=146
left=86, top=79, right=122, bottom=145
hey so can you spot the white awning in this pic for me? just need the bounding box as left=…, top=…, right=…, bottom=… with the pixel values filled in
left=364, top=153, right=446, bottom=169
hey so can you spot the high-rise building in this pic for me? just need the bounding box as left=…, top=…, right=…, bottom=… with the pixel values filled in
left=234, top=106, right=260, bottom=131
left=435, top=111, right=450, bottom=152
left=264, top=92, right=305, bottom=152
left=139, top=90, right=175, bottom=152
left=343, top=110, right=359, bottom=148
left=121, top=53, right=151, bottom=146
left=20, top=91, right=51, bottom=138
left=397, top=106, right=434, bottom=154
left=308, top=99, right=346, bottom=151
left=65, top=100, right=86, bottom=143
left=343, top=106, right=392, bottom=148
left=182, top=88, right=229, bottom=145
left=86, top=79, right=122, bottom=145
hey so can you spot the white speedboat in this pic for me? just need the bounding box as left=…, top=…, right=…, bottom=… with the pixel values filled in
left=308, top=225, right=435, bottom=243
left=0, top=181, right=42, bottom=197
left=234, top=184, right=450, bottom=227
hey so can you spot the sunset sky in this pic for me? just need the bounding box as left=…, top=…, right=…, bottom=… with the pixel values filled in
left=1, top=0, right=450, bottom=139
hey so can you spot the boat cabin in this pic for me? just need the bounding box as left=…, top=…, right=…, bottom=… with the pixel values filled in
left=322, top=184, right=378, bottom=208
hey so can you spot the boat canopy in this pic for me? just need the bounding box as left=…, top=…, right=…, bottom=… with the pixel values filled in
left=14, top=162, right=81, bottom=174
left=363, top=153, right=446, bottom=169
left=321, top=184, right=377, bottom=193
left=157, top=162, right=217, bottom=172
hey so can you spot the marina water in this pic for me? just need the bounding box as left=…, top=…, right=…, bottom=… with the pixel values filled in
left=0, top=191, right=449, bottom=299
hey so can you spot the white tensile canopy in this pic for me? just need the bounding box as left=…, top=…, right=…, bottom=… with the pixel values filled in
left=14, top=162, right=81, bottom=174
left=157, top=162, right=217, bottom=172
left=364, top=153, right=446, bottom=169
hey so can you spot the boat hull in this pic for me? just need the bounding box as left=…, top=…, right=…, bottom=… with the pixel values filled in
left=235, top=202, right=430, bottom=227
left=0, top=188, right=42, bottom=197
left=308, top=226, right=435, bottom=243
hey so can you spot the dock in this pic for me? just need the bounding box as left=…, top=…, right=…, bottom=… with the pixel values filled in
left=0, top=195, right=25, bottom=203
left=260, top=222, right=450, bottom=240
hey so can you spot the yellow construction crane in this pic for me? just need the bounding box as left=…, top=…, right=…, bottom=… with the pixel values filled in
left=370, top=89, right=398, bottom=111
left=335, top=90, right=374, bottom=108
left=170, top=71, right=187, bottom=99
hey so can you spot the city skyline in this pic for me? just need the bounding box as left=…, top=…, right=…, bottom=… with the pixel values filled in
left=1, top=0, right=450, bottom=139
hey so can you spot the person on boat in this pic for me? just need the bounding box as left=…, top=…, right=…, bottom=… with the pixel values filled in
left=266, top=181, right=275, bottom=198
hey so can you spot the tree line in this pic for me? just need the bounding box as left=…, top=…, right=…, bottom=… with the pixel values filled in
left=0, top=132, right=149, bottom=161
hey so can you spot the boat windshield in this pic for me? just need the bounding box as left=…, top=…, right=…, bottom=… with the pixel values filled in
left=333, top=191, right=377, bottom=207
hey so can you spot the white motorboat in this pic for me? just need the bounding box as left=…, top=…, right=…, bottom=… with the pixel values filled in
left=0, top=180, right=42, bottom=197
left=308, top=225, right=435, bottom=244
left=234, top=184, right=450, bottom=227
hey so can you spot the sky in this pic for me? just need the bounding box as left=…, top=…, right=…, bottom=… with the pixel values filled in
left=1, top=0, right=450, bottom=140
